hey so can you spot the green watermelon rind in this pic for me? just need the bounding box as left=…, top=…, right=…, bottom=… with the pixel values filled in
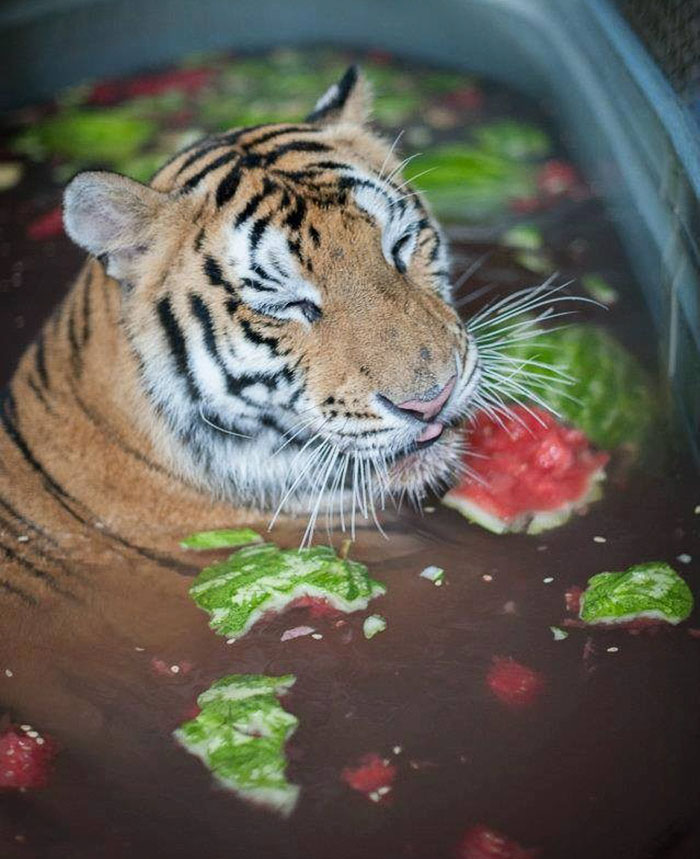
left=441, top=467, right=606, bottom=535
left=189, top=543, right=386, bottom=640
left=174, top=673, right=300, bottom=817
left=579, top=561, right=694, bottom=625
left=499, top=324, right=657, bottom=453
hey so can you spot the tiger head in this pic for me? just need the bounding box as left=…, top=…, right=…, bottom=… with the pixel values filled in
left=63, top=66, right=481, bottom=531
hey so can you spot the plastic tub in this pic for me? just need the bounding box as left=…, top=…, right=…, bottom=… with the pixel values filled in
left=2, top=0, right=698, bottom=461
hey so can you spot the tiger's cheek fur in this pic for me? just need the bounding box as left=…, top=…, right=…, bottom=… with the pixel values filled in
left=288, top=215, right=467, bottom=412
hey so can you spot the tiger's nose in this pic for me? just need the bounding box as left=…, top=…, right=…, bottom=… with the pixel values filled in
left=396, top=376, right=456, bottom=422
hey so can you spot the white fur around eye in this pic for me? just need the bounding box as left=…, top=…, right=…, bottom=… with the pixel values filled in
left=228, top=223, right=322, bottom=322
left=353, top=182, right=418, bottom=273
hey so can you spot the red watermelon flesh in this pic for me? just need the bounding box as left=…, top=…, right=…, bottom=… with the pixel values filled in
left=457, top=825, right=540, bottom=859
left=442, top=406, right=609, bottom=534
left=0, top=724, right=58, bottom=790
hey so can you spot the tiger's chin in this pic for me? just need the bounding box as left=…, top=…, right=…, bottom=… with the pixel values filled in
left=271, top=428, right=465, bottom=530
left=386, top=427, right=465, bottom=504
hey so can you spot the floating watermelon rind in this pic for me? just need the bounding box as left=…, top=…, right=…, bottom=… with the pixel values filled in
left=579, top=561, right=694, bottom=625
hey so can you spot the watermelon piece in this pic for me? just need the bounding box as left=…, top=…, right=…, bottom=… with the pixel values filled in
left=579, top=562, right=694, bottom=626
left=180, top=527, right=262, bottom=550
left=442, top=406, right=608, bottom=534
left=189, top=543, right=386, bottom=640
left=27, top=206, right=64, bottom=240
left=486, top=657, right=545, bottom=708
left=174, top=674, right=299, bottom=816
left=341, top=752, right=397, bottom=802
left=457, top=825, right=540, bottom=859
left=499, top=324, right=657, bottom=454
left=0, top=724, right=58, bottom=790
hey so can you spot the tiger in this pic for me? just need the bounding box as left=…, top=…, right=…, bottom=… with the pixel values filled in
left=0, top=64, right=494, bottom=834
left=0, top=64, right=483, bottom=613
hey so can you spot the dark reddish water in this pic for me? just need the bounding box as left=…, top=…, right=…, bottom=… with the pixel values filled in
left=1, top=50, right=700, bottom=859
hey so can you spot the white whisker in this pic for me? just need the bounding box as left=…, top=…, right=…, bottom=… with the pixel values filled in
left=198, top=405, right=253, bottom=438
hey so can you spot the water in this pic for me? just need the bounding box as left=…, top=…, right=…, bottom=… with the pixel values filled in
left=1, top=47, right=699, bottom=859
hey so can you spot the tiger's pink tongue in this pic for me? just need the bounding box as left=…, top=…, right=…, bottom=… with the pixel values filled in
left=417, top=423, right=444, bottom=443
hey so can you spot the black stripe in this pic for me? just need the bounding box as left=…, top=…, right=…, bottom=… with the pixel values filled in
left=165, top=134, right=211, bottom=176
left=240, top=319, right=279, bottom=354
left=189, top=294, right=218, bottom=358
left=1, top=392, right=197, bottom=575
left=188, top=294, right=256, bottom=401
left=183, top=150, right=239, bottom=191
left=67, top=373, right=171, bottom=478
left=203, top=255, right=237, bottom=296
left=67, top=298, right=82, bottom=375
left=308, top=225, right=321, bottom=247
left=287, top=238, right=302, bottom=261
left=249, top=215, right=271, bottom=249
left=216, top=165, right=241, bottom=207
left=243, top=125, right=320, bottom=149
left=234, top=191, right=265, bottom=227
left=0, top=540, right=77, bottom=601
left=34, top=332, right=49, bottom=388
left=240, top=277, right=276, bottom=293
left=263, top=140, right=331, bottom=165
left=82, top=268, right=92, bottom=347
left=175, top=140, right=222, bottom=174
left=27, top=375, right=53, bottom=413
left=249, top=263, right=280, bottom=284
left=0, top=393, right=73, bottom=509
left=0, top=495, right=59, bottom=548
left=283, top=196, right=306, bottom=231
left=156, top=297, right=199, bottom=401
left=218, top=124, right=268, bottom=146
left=223, top=371, right=282, bottom=397
left=156, top=295, right=199, bottom=400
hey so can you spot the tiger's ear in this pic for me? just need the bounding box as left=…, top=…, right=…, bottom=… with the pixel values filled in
left=306, top=65, right=372, bottom=126
left=63, top=171, right=169, bottom=281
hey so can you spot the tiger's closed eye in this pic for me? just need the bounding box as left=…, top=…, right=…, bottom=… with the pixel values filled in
left=286, top=299, right=322, bottom=323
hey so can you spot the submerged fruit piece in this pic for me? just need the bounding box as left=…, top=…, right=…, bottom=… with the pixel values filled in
left=502, top=324, right=656, bottom=453
left=442, top=406, right=608, bottom=534
left=27, top=207, right=64, bottom=240
left=180, top=528, right=262, bottom=550
left=13, top=108, right=156, bottom=168
left=415, top=144, right=537, bottom=221
left=420, top=565, right=445, bottom=586
left=0, top=724, right=58, bottom=790
left=474, top=120, right=552, bottom=160
left=580, top=562, right=693, bottom=626
left=341, top=753, right=397, bottom=802
left=486, top=657, right=545, bottom=708
left=174, top=674, right=299, bottom=816
left=190, top=543, right=386, bottom=639
left=363, top=614, right=387, bottom=640
left=458, top=825, right=540, bottom=858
